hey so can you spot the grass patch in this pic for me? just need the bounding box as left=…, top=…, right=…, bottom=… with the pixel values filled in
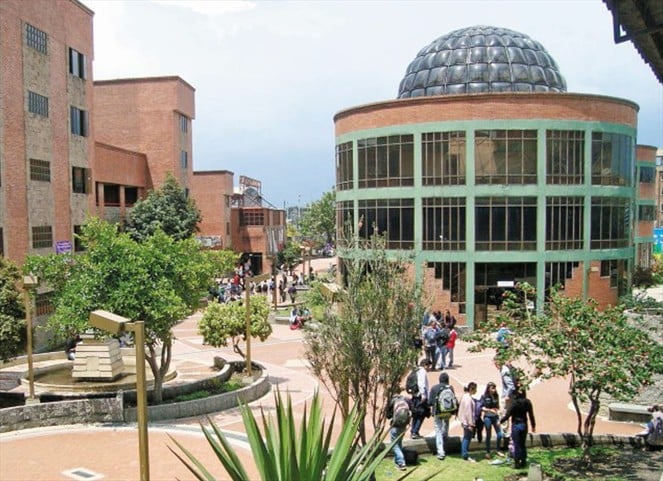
left=164, top=374, right=244, bottom=404
left=375, top=446, right=661, bottom=481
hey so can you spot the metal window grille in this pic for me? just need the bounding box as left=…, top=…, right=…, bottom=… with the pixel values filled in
left=29, top=159, right=51, bottom=182
left=28, top=91, right=49, bottom=117
left=32, top=226, right=53, bottom=249
left=26, top=23, right=47, bottom=53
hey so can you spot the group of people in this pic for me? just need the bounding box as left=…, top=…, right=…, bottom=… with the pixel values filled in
left=208, top=267, right=304, bottom=305
left=421, top=310, right=458, bottom=371
left=387, top=356, right=536, bottom=471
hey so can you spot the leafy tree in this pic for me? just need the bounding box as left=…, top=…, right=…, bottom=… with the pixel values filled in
left=303, top=234, right=425, bottom=444
left=125, top=172, right=202, bottom=242
left=198, top=295, right=272, bottom=358
left=299, top=190, right=336, bottom=246
left=467, top=286, right=663, bottom=462
left=206, top=249, right=240, bottom=278
left=25, top=219, right=216, bottom=403
left=169, top=390, right=421, bottom=481
left=275, top=240, right=301, bottom=274
left=0, top=257, right=26, bottom=361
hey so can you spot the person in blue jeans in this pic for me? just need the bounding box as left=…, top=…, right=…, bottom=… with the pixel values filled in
left=500, top=387, right=536, bottom=469
left=480, top=382, right=504, bottom=459
left=386, top=392, right=411, bottom=471
left=457, top=382, right=478, bottom=462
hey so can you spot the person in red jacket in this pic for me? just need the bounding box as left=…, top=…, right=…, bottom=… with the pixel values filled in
left=445, top=326, right=458, bottom=368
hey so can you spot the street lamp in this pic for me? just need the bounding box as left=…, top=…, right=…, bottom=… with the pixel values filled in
left=89, top=310, right=150, bottom=481
left=22, top=275, right=38, bottom=403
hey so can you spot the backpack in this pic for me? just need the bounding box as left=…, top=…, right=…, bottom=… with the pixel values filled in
left=437, top=328, right=450, bottom=345
left=392, top=397, right=411, bottom=428
left=424, top=328, right=437, bottom=346
left=405, top=369, right=419, bottom=395
left=436, top=386, right=458, bottom=418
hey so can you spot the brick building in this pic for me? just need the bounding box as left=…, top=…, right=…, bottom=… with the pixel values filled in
left=1, top=0, right=284, bottom=276
left=334, top=26, right=657, bottom=327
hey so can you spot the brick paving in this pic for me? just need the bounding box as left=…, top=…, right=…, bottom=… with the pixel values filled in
left=0, top=262, right=651, bottom=481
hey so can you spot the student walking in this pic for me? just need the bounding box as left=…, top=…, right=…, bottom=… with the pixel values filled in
left=500, top=387, right=536, bottom=469
left=428, top=372, right=457, bottom=460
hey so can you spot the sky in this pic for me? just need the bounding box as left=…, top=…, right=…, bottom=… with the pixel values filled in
left=83, top=0, right=663, bottom=208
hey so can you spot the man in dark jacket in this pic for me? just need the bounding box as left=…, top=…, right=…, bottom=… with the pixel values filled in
left=428, top=372, right=456, bottom=460
left=386, top=389, right=412, bottom=471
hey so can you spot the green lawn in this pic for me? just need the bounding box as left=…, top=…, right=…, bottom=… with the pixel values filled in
left=375, top=446, right=640, bottom=481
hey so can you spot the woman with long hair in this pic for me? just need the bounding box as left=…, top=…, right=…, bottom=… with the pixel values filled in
left=480, top=382, right=504, bottom=458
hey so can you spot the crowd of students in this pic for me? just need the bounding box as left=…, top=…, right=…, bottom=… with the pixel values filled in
left=387, top=312, right=538, bottom=472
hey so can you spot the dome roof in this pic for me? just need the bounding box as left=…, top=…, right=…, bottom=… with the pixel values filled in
left=397, top=25, right=567, bottom=98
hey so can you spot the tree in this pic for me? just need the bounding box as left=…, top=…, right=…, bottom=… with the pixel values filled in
left=275, top=240, right=301, bottom=274
left=124, top=172, right=202, bottom=242
left=169, top=390, right=420, bottom=481
left=299, top=190, right=336, bottom=246
left=0, top=257, right=26, bottom=361
left=25, top=219, right=216, bottom=404
left=303, top=234, right=425, bottom=444
left=198, top=295, right=272, bottom=358
left=467, top=285, right=663, bottom=463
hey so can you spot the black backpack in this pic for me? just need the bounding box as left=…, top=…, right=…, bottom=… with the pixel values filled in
left=405, top=369, right=419, bottom=395
left=437, top=328, right=450, bottom=345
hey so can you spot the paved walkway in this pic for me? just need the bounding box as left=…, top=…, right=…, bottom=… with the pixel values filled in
left=0, top=261, right=652, bottom=481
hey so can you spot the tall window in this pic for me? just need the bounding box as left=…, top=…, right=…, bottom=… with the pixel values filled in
left=590, top=197, right=629, bottom=248
left=336, top=200, right=354, bottom=244
left=427, top=261, right=466, bottom=309
left=25, top=23, right=47, bottom=54
left=422, top=131, right=466, bottom=185
left=70, top=106, right=88, bottom=137
left=357, top=198, right=414, bottom=249
left=600, top=259, right=627, bottom=292
left=545, top=262, right=579, bottom=290
left=546, top=130, right=584, bottom=184
left=179, top=114, right=188, bottom=133
left=28, top=91, right=49, bottom=117
left=591, top=132, right=633, bottom=186
left=68, top=47, right=86, bottom=79
left=475, top=130, right=537, bottom=184
left=72, top=167, right=88, bottom=193
left=29, top=159, right=51, bottom=182
left=35, top=292, right=55, bottom=316
left=422, top=197, right=466, bottom=250
left=336, top=142, right=353, bottom=191
left=357, top=135, right=414, bottom=188
left=181, top=151, right=188, bottom=169
left=546, top=196, right=583, bottom=250
left=32, top=226, right=53, bottom=249
left=73, top=225, right=85, bottom=252
left=475, top=196, right=537, bottom=250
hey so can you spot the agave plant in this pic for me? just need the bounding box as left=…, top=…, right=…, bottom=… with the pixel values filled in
left=169, top=389, right=421, bottom=481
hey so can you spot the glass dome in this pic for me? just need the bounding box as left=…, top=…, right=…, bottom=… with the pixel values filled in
left=397, top=25, right=567, bottom=98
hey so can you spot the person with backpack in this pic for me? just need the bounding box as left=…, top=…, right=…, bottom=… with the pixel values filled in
left=423, top=321, right=439, bottom=369
left=458, top=382, right=478, bottom=462
left=406, top=359, right=430, bottom=439
left=428, top=372, right=457, bottom=460
left=435, top=324, right=450, bottom=370
left=386, top=389, right=412, bottom=471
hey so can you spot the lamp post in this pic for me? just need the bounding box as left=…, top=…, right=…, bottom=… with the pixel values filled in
left=22, top=275, right=38, bottom=402
left=89, top=310, right=150, bottom=481
left=244, top=273, right=271, bottom=378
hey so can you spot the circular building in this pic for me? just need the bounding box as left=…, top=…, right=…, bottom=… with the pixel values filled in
left=334, top=25, right=655, bottom=328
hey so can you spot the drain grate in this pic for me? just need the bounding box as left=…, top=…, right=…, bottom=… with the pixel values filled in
left=62, top=468, right=104, bottom=481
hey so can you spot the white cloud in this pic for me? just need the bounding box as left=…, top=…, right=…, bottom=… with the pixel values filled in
left=82, top=0, right=663, bottom=205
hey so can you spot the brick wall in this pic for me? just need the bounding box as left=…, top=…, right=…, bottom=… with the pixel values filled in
left=191, top=170, right=234, bottom=248
left=335, top=93, right=638, bottom=136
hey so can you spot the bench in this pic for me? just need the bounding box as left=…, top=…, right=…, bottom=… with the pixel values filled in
left=608, top=402, right=651, bottom=423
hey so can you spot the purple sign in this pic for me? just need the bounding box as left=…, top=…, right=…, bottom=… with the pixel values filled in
left=55, top=240, right=72, bottom=254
